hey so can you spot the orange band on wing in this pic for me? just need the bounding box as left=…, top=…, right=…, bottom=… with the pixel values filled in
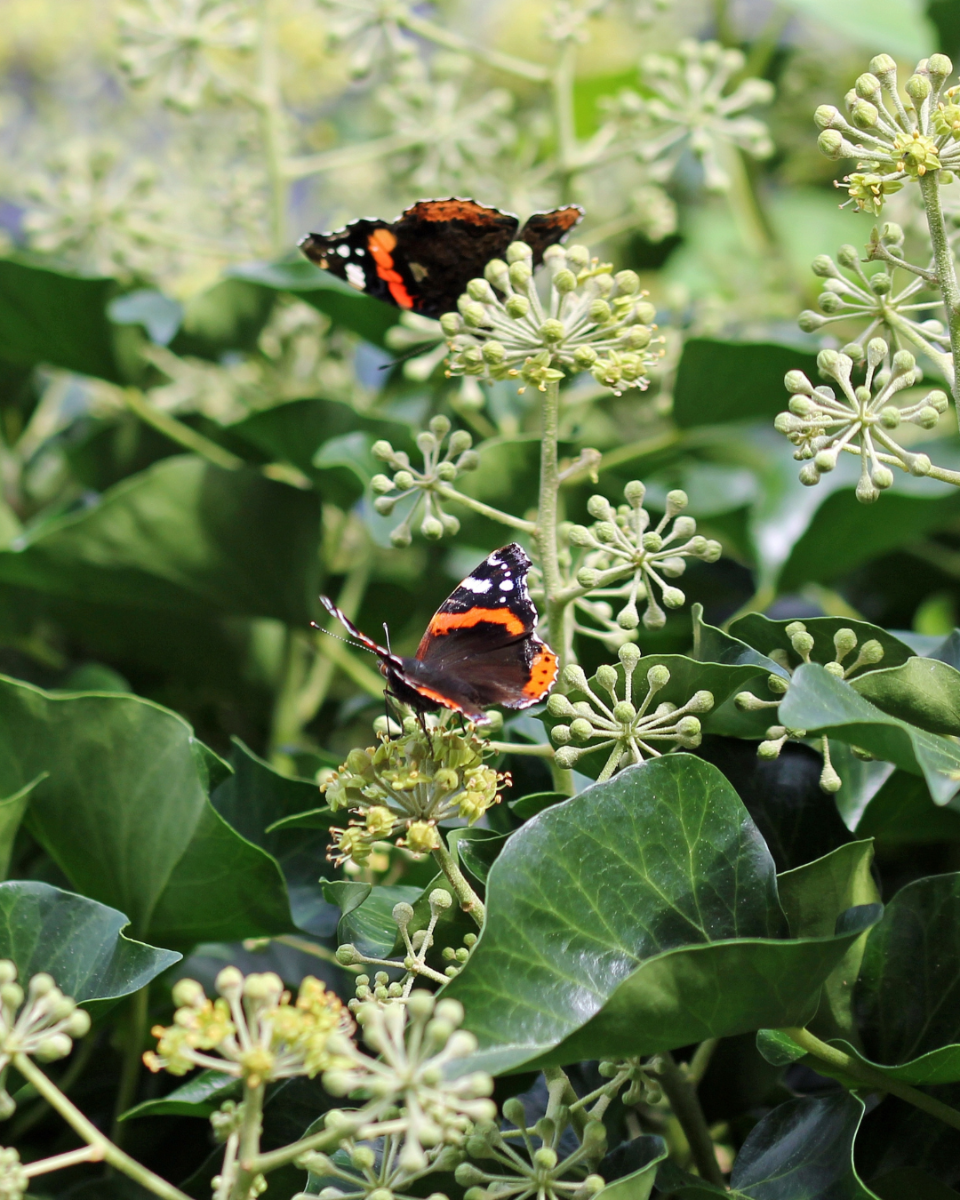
left=410, top=682, right=473, bottom=716
left=427, top=607, right=527, bottom=638
left=368, top=228, right=414, bottom=308
left=523, top=646, right=559, bottom=699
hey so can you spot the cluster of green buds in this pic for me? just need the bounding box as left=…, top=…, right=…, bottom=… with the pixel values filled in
left=318, top=992, right=496, bottom=1175
left=144, top=969, right=352, bottom=1085
left=457, top=1100, right=607, bottom=1200
left=0, top=1148, right=27, bottom=1200
left=547, top=647, right=714, bottom=782
left=775, top=342, right=948, bottom=502
left=370, top=417, right=479, bottom=546
left=323, top=720, right=507, bottom=865
left=735, top=622, right=885, bottom=792
left=0, top=963, right=91, bottom=1115
left=611, top=40, right=775, bottom=193
left=442, top=243, right=663, bottom=396
left=816, top=53, right=959, bottom=213
left=337, top=888, right=462, bottom=995
left=798, top=240, right=951, bottom=374
left=566, top=482, right=722, bottom=634
left=598, top=1057, right=663, bottom=1108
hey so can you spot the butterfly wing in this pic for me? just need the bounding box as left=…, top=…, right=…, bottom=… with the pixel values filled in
left=518, top=205, right=585, bottom=265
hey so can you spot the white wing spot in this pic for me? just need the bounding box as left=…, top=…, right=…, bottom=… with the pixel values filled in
left=487, top=553, right=503, bottom=567
left=336, top=244, right=352, bottom=258
left=345, top=262, right=366, bottom=290
left=499, top=579, right=514, bottom=591
left=462, top=577, right=492, bottom=594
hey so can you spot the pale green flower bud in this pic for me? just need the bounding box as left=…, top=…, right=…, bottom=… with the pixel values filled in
left=820, top=763, right=841, bottom=793
left=814, top=104, right=843, bottom=129
left=907, top=452, right=931, bottom=476
left=567, top=244, right=590, bottom=269
left=676, top=716, right=702, bottom=742
left=372, top=440, right=394, bottom=461
left=417, top=432, right=437, bottom=456
left=687, top=691, right=714, bottom=713
left=574, top=345, right=599, bottom=367
left=552, top=724, right=571, bottom=745
left=623, top=326, right=652, bottom=350
left=587, top=494, right=612, bottom=519
left=851, top=99, right=879, bottom=128
left=817, top=130, right=845, bottom=158
left=371, top=473, right=394, bottom=495
left=615, top=269, right=640, bottom=295
left=459, top=300, right=487, bottom=326
left=856, top=476, right=880, bottom=504
left=440, top=313, right=461, bottom=337
left=799, top=464, right=821, bottom=487
left=390, top=523, right=412, bottom=547
left=814, top=449, right=838, bottom=472
left=927, top=390, right=950, bottom=414
left=457, top=450, right=480, bottom=471
left=758, top=739, right=784, bottom=759
left=618, top=603, right=639, bottom=629
left=554, top=269, right=577, bottom=293
left=393, top=470, right=414, bottom=490
left=879, top=406, right=901, bottom=428
left=647, top=664, right=670, bottom=689
left=216, top=967, right=244, bottom=998
left=811, top=255, right=837, bottom=277
left=506, top=241, right=532, bottom=263
left=613, top=701, right=636, bottom=723
left=906, top=74, right=931, bottom=101
left=481, top=340, right=506, bottom=365
left=735, top=691, right=767, bottom=711
left=833, top=629, right=857, bottom=660
left=859, top=639, right=884, bottom=664
left=564, top=664, right=589, bottom=690
left=66, top=1009, right=91, bottom=1038
left=642, top=531, right=663, bottom=551
left=666, top=489, right=688, bottom=514
left=928, top=54, right=954, bottom=83
left=824, top=661, right=845, bottom=678
left=568, top=524, right=592, bottom=546
left=702, top=540, right=722, bottom=562
left=436, top=461, right=457, bottom=482
left=785, top=370, right=812, bottom=394
left=855, top=72, right=881, bottom=99
left=635, top=301, right=657, bottom=323
left=508, top=261, right=532, bottom=289
left=589, top=299, right=612, bottom=323
left=624, top=480, right=646, bottom=506
left=577, top=567, right=600, bottom=588
left=870, top=272, right=892, bottom=295
left=540, top=319, right=565, bottom=343
left=643, top=605, right=666, bottom=630
left=421, top=516, right=444, bottom=540
left=467, top=278, right=494, bottom=303
left=534, top=1148, right=558, bottom=1170
left=35, top=1033, right=73, bottom=1062
left=505, top=294, right=530, bottom=319
left=484, top=257, right=508, bottom=284
left=662, top=587, right=685, bottom=608
left=893, top=349, right=916, bottom=373
left=172, top=978, right=206, bottom=1008
left=869, top=54, right=897, bottom=80
left=872, top=465, right=894, bottom=489
left=798, top=311, right=826, bottom=331
left=596, top=664, right=618, bottom=689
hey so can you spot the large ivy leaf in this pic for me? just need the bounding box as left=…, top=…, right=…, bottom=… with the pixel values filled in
left=778, top=488, right=960, bottom=594
left=779, top=665, right=960, bottom=807
left=672, top=340, right=820, bottom=429
left=0, top=258, right=123, bottom=382
left=690, top=604, right=785, bottom=738
left=0, top=456, right=322, bottom=626
left=853, top=873, right=960, bottom=1085
left=728, top=614, right=915, bottom=672
left=0, top=675, right=293, bottom=946
left=122, top=1069, right=238, bottom=1120
left=777, top=840, right=880, bottom=1044
left=851, top=657, right=960, bottom=737
left=211, top=740, right=335, bottom=937
left=445, top=756, right=878, bottom=1074
left=857, top=772, right=960, bottom=846
left=0, top=880, right=179, bottom=1003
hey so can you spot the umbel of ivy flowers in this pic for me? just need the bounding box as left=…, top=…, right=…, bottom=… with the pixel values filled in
left=322, top=719, right=507, bottom=865
left=815, top=52, right=960, bottom=213
left=442, top=242, right=664, bottom=395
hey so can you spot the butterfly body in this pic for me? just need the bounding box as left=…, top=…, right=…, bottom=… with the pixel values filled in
left=320, top=543, right=558, bottom=721
left=299, top=197, right=583, bottom=319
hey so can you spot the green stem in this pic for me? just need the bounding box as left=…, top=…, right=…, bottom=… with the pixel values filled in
left=435, top=484, right=536, bottom=532
left=687, top=1038, right=719, bottom=1086
left=656, top=1051, right=725, bottom=1187
left=543, top=1066, right=587, bottom=1139
left=122, top=390, right=245, bottom=471
left=284, top=133, right=423, bottom=181
left=233, top=1082, right=266, bottom=1198
left=111, top=985, right=149, bottom=1145
left=552, top=40, right=578, bottom=192
left=8, top=1030, right=99, bottom=1142
left=398, top=10, right=549, bottom=82
left=882, top=308, right=955, bottom=383
left=782, top=1026, right=960, bottom=1133
left=273, top=934, right=362, bottom=970
left=720, top=142, right=773, bottom=258
left=250, top=1117, right=363, bottom=1175
left=24, top=1144, right=105, bottom=1176
left=12, top=1053, right=193, bottom=1200
left=920, top=172, right=960, bottom=425
left=254, top=0, right=287, bottom=255
left=431, top=839, right=485, bottom=927
left=485, top=740, right=554, bottom=757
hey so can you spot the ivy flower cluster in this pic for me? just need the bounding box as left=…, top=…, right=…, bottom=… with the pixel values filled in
left=774, top=342, right=948, bottom=502
left=735, top=622, right=885, bottom=792
left=144, top=969, right=353, bottom=1084
left=798, top=239, right=951, bottom=374
left=442, top=243, right=663, bottom=396
left=370, top=417, right=480, bottom=546
left=547, top=646, right=714, bottom=782
left=322, top=721, right=507, bottom=864
left=815, top=53, right=960, bottom=214
left=317, top=991, right=496, bottom=1175
left=456, top=1104, right=608, bottom=1200
left=0, top=962, right=91, bottom=1117
left=117, top=0, right=256, bottom=111
left=567, top=482, right=722, bottom=634
left=611, top=40, right=775, bottom=193
left=337, top=888, right=460, bottom=993
left=0, top=1148, right=27, bottom=1200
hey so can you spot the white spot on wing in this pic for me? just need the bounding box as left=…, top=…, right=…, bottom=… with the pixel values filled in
left=461, top=577, right=492, bottom=594
left=337, top=243, right=351, bottom=258
left=500, top=579, right=514, bottom=591
left=487, top=553, right=503, bottom=567
left=345, top=262, right=366, bottom=290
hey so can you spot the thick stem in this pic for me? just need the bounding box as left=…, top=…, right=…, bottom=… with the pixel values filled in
left=255, top=0, right=287, bottom=255
left=920, top=172, right=960, bottom=424
left=656, top=1051, right=725, bottom=1187
left=24, top=1145, right=104, bottom=1176
left=543, top=1066, right=587, bottom=1139
left=250, top=1117, right=363, bottom=1175
left=111, top=985, right=149, bottom=1145
left=233, top=1082, right=266, bottom=1198
left=13, top=1053, right=193, bottom=1200
left=485, top=740, right=554, bottom=757
left=123, top=390, right=245, bottom=471
left=431, top=838, right=485, bottom=927
left=782, top=1026, right=960, bottom=1133
left=435, top=484, right=536, bottom=532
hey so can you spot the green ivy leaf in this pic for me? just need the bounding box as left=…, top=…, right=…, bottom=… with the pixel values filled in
left=121, top=1068, right=238, bottom=1120
left=0, top=259, right=123, bottom=382
left=778, top=665, right=960, bottom=807
left=728, top=614, right=915, bottom=671
left=336, top=884, right=422, bottom=959
left=0, top=675, right=293, bottom=946
left=446, top=756, right=878, bottom=1073
left=673, top=340, right=820, bottom=429
left=594, top=1136, right=668, bottom=1200
left=0, top=457, right=322, bottom=627
left=856, top=772, right=960, bottom=846
left=0, top=880, right=180, bottom=1005
left=777, top=840, right=880, bottom=1043
left=851, top=657, right=960, bottom=737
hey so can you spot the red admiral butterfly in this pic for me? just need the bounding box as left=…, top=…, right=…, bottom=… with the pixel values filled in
left=299, top=197, right=584, bottom=319
left=320, top=543, right=558, bottom=721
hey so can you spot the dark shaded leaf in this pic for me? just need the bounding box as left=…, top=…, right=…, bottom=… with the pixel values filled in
left=594, top=1135, right=667, bottom=1200
left=672, top=340, right=820, bottom=429
left=122, top=1069, right=238, bottom=1120
left=856, top=772, right=960, bottom=845
left=851, top=657, right=960, bottom=736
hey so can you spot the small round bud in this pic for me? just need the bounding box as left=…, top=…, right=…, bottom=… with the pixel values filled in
left=820, top=763, right=842, bottom=794
left=906, top=74, right=931, bottom=101
left=374, top=496, right=396, bottom=515
left=393, top=470, right=414, bottom=490
left=564, top=664, right=589, bottom=690
left=436, top=461, right=457, bottom=482
left=215, top=967, right=244, bottom=998
left=35, top=1034, right=73, bottom=1062
left=508, top=260, right=532, bottom=288
left=596, top=664, right=618, bottom=690
left=533, top=1148, right=558, bottom=1170
left=834, top=628, right=858, bottom=658
left=619, top=643, right=642, bottom=669
left=872, top=465, right=894, bottom=489
left=879, top=406, right=901, bottom=428
left=416, top=431, right=437, bottom=455
left=799, top=464, right=821, bottom=487
left=569, top=718, right=594, bottom=742
left=547, top=692, right=576, bottom=717
left=440, top=312, right=461, bottom=337
left=390, top=523, right=412, bottom=547
left=457, top=449, right=480, bottom=471
left=798, top=310, right=826, bottom=332
left=467, top=278, right=494, bottom=303
left=481, top=340, right=505, bottom=365
left=784, top=370, right=812, bottom=395
left=851, top=99, right=879, bottom=128
left=553, top=268, right=577, bottom=294
left=662, top=586, right=685, bottom=608
left=573, top=345, right=598, bottom=367
left=647, top=664, right=670, bottom=689
left=421, top=516, right=444, bottom=540
left=824, top=661, right=845, bottom=678
left=814, top=449, right=838, bottom=473
left=856, top=476, right=880, bottom=504
left=505, top=294, right=530, bottom=319
left=859, top=639, right=884, bottom=665
left=869, top=272, right=892, bottom=295
left=618, top=603, right=639, bottom=629
left=817, top=130, right=845, bottom=158
left=539, top=319, right=565, bottom=343
left=869, top=54, right=897, bottom=79
left=892, top=349, right=916, bottom=374
left=814, top=104, right=842, bottom=129
left=856, top=72, right=881, bottom=99
left=613, top=701, right=637, bottom=723
left=758, top=738, right=784, bottom=759
left=576, top=567, right=600, bottom=588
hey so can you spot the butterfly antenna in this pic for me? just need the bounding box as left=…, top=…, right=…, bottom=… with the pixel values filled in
left=377, top=339, right=444, bottom=370
left=309, top=622, right=381, bottom=658
left=383, top=623, right=392, bottom=654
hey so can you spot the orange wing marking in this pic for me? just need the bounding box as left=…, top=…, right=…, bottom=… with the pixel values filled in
left=523, top=646, right=559, bottom=699
left=368, top=228, right=414, bottom=308
left=410, top=682, right=474, bottom=716
left=426, top=607, right=527, bottom=639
